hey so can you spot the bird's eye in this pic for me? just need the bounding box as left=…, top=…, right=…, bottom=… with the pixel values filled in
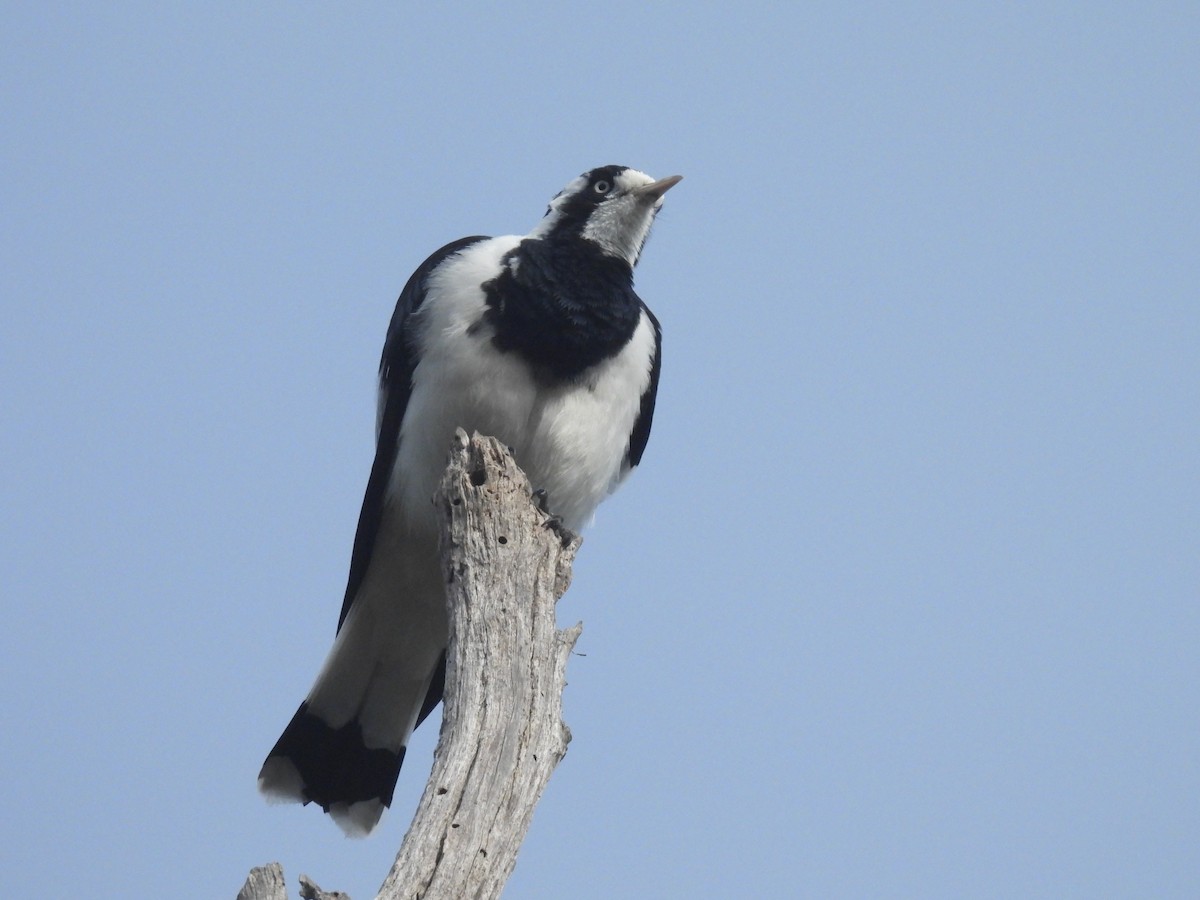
left=593, top=180, right=611, bottom=195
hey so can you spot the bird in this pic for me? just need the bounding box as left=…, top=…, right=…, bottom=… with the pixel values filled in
left=258, top=165, right=681, bottom=836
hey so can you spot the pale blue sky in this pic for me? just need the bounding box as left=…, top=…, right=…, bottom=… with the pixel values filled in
left=2, top=4, right=1197, bottom=898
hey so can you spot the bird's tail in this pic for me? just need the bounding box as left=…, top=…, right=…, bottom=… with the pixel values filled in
left=257, top=599, right=446, bottom=836
left=258, top=700, right=406, bottom=835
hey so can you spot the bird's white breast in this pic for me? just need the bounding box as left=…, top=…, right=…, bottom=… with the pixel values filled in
left=517, top=314, right=657, bottom=528
left=387, top=237, right=656, bottom=534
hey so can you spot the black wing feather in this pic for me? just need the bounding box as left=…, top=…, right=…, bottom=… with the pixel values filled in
left=625, top=301, right=662, bottom=470
left=335, top=235, right=489, bottom=632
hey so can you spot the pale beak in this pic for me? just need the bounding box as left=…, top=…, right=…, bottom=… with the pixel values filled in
left=634, top=174, right=683, bottom=202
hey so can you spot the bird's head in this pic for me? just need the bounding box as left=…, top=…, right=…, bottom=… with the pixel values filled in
left=531, top=166, right=682, bottom=268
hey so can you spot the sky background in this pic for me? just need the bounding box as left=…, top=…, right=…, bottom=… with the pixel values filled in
left=2, top=3, right=1197, bottom=898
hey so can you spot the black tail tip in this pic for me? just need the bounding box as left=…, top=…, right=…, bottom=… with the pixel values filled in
left=258, top=703, right=405, bottom=837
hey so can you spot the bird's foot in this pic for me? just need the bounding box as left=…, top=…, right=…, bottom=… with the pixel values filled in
left=532, top=488, right=573, bottom=547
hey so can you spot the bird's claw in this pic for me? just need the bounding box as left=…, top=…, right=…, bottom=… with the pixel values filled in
left=532, top=488, right=573, bottom=546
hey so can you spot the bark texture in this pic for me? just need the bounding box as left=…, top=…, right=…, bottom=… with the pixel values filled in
left=238, top=864, right=286, bottom=900
left=378, top=430, right=581, bottom=899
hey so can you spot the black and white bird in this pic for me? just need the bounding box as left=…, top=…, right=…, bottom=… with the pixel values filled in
left=258, top=165, right=680, bottom=835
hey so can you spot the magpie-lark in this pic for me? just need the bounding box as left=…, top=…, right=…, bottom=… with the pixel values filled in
left=258, top=165, right=681, bottom=835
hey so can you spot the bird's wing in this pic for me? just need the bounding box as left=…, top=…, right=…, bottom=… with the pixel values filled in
left=624, top=301, right=663, bottom=471
left=335, top=235, right=489, bottom=633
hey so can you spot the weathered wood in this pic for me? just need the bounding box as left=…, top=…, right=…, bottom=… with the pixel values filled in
left=377, top=430, right=581, bottom=899
left=242, top=431, right=581, bottom=900
left=238, top=863, right=287, bottom=900
left=299, top=874, right=350, bottom=900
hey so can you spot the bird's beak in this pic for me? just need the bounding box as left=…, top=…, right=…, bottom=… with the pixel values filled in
left=634, top=175, right=683, bottom=202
